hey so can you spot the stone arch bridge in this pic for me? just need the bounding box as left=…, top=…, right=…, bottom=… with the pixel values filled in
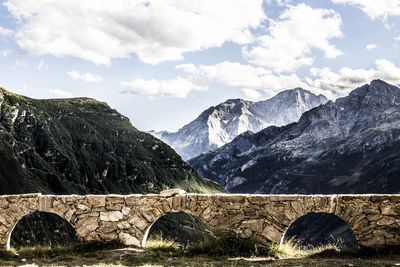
left=0, top=191, right=399, bottom=250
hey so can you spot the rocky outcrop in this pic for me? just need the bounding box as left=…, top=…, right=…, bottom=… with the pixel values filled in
left=1, top=193, right=399, bottom=250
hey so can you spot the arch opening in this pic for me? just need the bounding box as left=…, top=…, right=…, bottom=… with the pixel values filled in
left=282, top=212, right=357, bottom=249
left=9, top=211, right=80, bottom=249
left=142, top=212, right=213, bottom=250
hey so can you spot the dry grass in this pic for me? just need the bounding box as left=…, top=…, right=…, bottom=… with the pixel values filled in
left=0, top=242, right=399, bottom=266
left=145, top=234, right=178, bottom=252
left=269, top=238, right=344, bottom=259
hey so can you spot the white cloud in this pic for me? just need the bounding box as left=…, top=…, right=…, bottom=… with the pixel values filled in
left=120, top=77, right=207, bottom=98
left=175, top=60, right=400, bottom=100
left=0, top=49, right=12, bottom=58
left=49, top=88, right=74, bottom=98
left=176, top=61, right=311, bottom=98
left=242, top=3, right=343, bottom=73
left=12, top=60, right=27, bottom=70
left=395, top=36, right=400, bottom=41
left=37, top=59, right=48, bottom=70
left=332, top=0, right=400, bottom=20
left=242, top=88, right=263, bottom=100
left=306, top=59, right=400, bottom=96
left=376, top=59, right=400, bottom=81
left=365, top=44, right=377, bottom=50
left=121, top=61, right=310, bottom=99
left=5, top=0, right=265, bottom=65
left=266, top=0, right=292, bottom=6
left=0, top=26, right=13, bottom=38
left=177, top=62, right=274, bottom=89
left=67, top=71, right=103, bottom=83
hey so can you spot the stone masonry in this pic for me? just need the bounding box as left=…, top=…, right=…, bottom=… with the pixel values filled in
left=0, top=191, right=399, bottom=250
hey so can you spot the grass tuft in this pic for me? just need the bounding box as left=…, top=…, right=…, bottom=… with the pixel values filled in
left=269, top=238, right=346, bottom=259
left=8, top=240, right=125, bottom=259
left=146, top=234, right=178, bottom=252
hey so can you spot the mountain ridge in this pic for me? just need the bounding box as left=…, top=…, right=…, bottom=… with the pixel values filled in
left=151, top=88, right=328, bottom=160
left=189, top=79, right=400, bottom=194
left=0, top=86, right=220, bottom=195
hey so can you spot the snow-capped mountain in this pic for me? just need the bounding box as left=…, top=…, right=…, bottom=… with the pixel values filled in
left=151, top=88, right=328, bottom=160
left=189, top=80, right=400, bottom=194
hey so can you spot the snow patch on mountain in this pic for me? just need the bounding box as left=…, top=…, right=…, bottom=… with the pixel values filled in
left=225, top=176, right=247, bottom=191
left=241, top=159, right=257, bottom=171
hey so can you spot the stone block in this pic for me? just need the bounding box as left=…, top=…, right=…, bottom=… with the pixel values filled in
left=84, top=232, right=99, bottom=242
left=64, top=208, right=76, bottom=222
left=125, top=196, right=141, bottom=206
left=106, top=204, right=124, bottom=211
left=262, top=226, right=282, bottom=243
left=381, top=206, right=400, bottom=216
left=100, top=211, right=124, bottom=222
left=201, top=206, right=213, bottom=220
left=121, top=207, right=131, bottom=216
left=244, top=209, right=257, bottom=217
left=76, top=217, right=98, bottom=237
left=290, top=201, right=303, bottom=215
left=99, top=232, right=118, bottom=241
left=241, top=219, right=264, bottom=232
left=119, top=232, right=141, bottom=247
left=284, top=209, right=297, bottom=221
left=128, top=215, right=149, bottom=231
left=0, top=214, right=11, bottom=227
left=172, top=196, right=183, bottom=211
left=377, top=216, right=396, bottom=226
left=221, top=195, right=246, bottom=203
left=364, top=208, right=380, bottom=215
left=76, top=203, right=90, bottom=211
left=160, top=199, right=171, bottom=213
left=367, top=214, right=382, bottom=222
left=141, top=211, right=156, bottom=223
left=117, top=221, right=131, bottom=230
left=0, top=201, right=10, bottom=209
left=98, top=222, right=118, bottom=233
left=87, top=197, right=106, bottom=208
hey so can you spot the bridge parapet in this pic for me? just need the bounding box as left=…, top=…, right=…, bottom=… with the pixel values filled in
left=0, top=193, right=399, bottom=250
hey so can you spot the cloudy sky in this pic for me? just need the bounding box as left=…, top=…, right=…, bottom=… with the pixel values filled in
left=0, top=0, right=400, bottom=131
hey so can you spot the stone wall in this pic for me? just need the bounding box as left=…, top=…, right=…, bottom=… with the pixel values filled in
left=0, top=192, right=399, bottom=250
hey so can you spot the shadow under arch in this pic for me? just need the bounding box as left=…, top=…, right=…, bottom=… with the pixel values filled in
left=141, top=211, right=213, bottom=248
left=8, top=210, right=80, bottom=249
left=282, top=212, right=358, bottom=249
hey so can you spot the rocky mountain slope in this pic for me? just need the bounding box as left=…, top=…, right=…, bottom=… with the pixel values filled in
left=190, top=80, right=400, bottom=194
left=0, top=87, right=219, bottom=195
left=151, top=88, right=327, bottom=160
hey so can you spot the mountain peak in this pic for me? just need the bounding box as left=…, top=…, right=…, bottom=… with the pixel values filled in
left=0, top=87, right=29, bottom=101
left=50, top=97, right=108, bottom=107
left=368, top=79, right=400, bottom=96
left=224, top=98, right=247, bottom=103
left=281, top=87, right=310, bottom=94
left=272, top=87, right=327, bottom=101
left=0, top=87, right=106, bottom=107
left=152, top=88, right=328, bottom=159
left=342, top=79, right=400, bottom=107
left=352, top=79, right=398, bottom=94
left=189, top=80, right=400, bottom=194
left=370, top=79, right=390, bottom=87
left=292, top=87, right=308, bottom=92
